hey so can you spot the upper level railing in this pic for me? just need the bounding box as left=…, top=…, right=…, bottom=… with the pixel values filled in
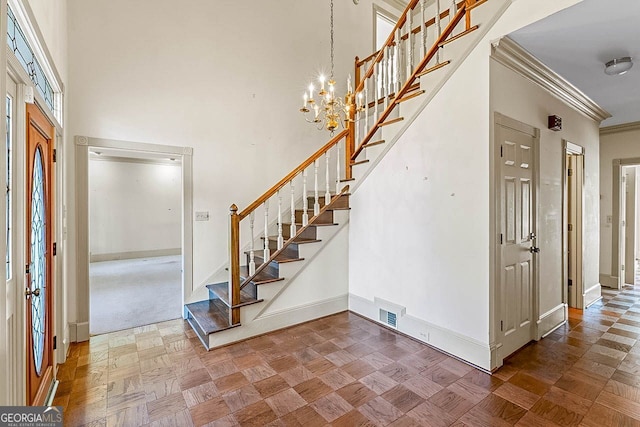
left=352, top=0, right=483, bottom=159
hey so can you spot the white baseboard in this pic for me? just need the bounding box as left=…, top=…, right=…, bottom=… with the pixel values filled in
left=584, top=283, right=602, bottom=308
left=69, top=321, right=90, bottom=342
left=208, top=295, right=348, bottom=348
left=90, top=248, right=181, bottom=262
left=348, top=293, right=492, bottom=371
left=599, top=274, right=618, bottom=288
left=536, top=303, right=566, bottom=338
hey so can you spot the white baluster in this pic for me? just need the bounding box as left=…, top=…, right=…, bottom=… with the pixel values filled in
left=374, top=63, right=379, bottom=121
left=387, top=45, right=393, bottom=101
left=383, top=48, right=389, bottom=110
left=325, top=150, right=331, bottom=205
left=421, top=0, right=427, bottom=58
left=249, top=211, right=256, bottom=275
left=335, top=143, right=341, bottom=195
left=290, top=180, right=296, bottom=239
left=314, top=160, right=320, bottom=215
left=406, top=9, right=414, bottom=79
left=364, top=83, right=369, bottom=133
left=394, top=29, right=401, bottom=94
left=277, top=190, right=283, bottom=250
left=263, top=201, right=270, bottom=262
left=355, top=100, right=360, bottom=146
left=450, top=0, right=457, bottom=25
left=435, top=0, right=441, bottom=63
left=302, top=170, right=309, bottom=226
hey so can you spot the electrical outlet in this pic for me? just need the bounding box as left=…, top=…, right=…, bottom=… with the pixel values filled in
left=195, top=211, right=210, bottom=221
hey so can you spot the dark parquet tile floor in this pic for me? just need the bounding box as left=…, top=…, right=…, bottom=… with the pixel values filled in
left=54, top=285, right=640, bottom=426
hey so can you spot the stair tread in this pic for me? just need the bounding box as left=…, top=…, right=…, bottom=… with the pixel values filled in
left=438, top=26, right=479, bottom=47
left=416, top=61, right=451, bottom=78
left=250, top=253, right=305, bottom=264
left=206, top=282, right=262, bottom=308
left=264, top=236, right=322, bottom=244
left=283, top=222, right=339, bottom=227
left=351, top=159, right=370, bottom=166
left=378, top=117, right=404, bottom=127
left=185, top=300, right=238, bottom=335
left=364, top=139, right=385, bottom=148
left=239, top=266, right=284, bottom=285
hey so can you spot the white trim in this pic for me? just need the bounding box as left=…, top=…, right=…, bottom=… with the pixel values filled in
left=208, top=295, right=349, bottom=349
left=74, top=136, right=194, bottom=340
left=491, top=37, right=610, bottom=123
left=536, top=303, right=566, bottom=338
left=600, top=121, right=640, bottom=136
left=583, top=283, right=602, bottom=309
left=349, top=293, right=492, bottom=370
left=599, top=274, right=618, bottom=288
left=90, top=248, right=181, bottom=263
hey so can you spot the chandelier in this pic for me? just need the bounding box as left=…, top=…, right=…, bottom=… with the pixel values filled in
left=299, top=0, right=358, bottom=133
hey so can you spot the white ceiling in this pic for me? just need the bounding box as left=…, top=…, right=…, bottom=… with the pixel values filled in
left=509, top=0, right=640, bottom=127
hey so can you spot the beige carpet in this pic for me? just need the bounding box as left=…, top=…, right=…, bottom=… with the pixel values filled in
left=89, top=255, right=182, bottom=335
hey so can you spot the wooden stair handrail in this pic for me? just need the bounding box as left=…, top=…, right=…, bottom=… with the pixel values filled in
left=239, top=185, right=351, bottom=290
left=352, top=4, right=468, bottom=160
left=238, top=129, right=348, bottom=220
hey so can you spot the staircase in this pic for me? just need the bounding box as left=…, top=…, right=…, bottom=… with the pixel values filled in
left=186, top=0, right=504, bottom=349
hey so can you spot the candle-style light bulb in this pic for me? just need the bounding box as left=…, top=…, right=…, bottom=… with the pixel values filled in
left=303, top=93, right=308, bottom=107
left=308, top=84, right=314, bottom=100
left=347, top=74, right=352, bottom=93
left=357, top=92, right=363, bottom=109
left=314, top=105, right=319, bottom=118
left=319, top=75, right=325, bottom=91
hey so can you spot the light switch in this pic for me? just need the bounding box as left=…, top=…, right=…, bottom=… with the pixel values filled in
left=195, top=211, right=210, bottom=221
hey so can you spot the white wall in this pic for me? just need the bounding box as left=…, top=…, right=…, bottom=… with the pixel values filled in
left=600, top=127, right=640, bottom=281
left=89, top=158, right=181, bottom=259
left=26, top=0, right=68, bottom=80
left=348, top=0, right=584, bottom=371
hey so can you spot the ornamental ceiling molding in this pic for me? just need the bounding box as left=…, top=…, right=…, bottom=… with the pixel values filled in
left=491, top=36, right=611, bottom=123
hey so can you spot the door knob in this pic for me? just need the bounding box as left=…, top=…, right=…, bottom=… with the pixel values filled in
left=25, top=287, right=41, bottom=298
left=529, top=247, right=540, bottom=253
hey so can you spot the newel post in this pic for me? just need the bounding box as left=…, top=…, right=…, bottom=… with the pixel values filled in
left=229, top=204, right=241, bottom=325
left=346, top=56, right=360, bottom=181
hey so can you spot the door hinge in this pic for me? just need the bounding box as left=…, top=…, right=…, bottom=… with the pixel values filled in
left=622, top=264, right=625, bottom=271
left=53, top=149, right=57, bottom=163
left=53, top=242, right=57, bottom=256
left=568, top=223, right=573, bottom=231
left=500, top=145, right=503, bottom=157
left=500, top=233, right=503, bottom=244
left=568, top=168, right=573, bottom=176
left=53, top=335, right=57, bottom=350
left=25, top=264, right=29, bottom=275
left=500, top=320, right=503, bottom=331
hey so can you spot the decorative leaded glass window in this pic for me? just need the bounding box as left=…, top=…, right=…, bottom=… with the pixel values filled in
left=6, top=6, right=55, bottom=113
left=5, top=96, right=11, bottom=281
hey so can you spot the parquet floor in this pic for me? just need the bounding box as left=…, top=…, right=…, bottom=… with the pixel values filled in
left=54, top=285, right=640, bottom=426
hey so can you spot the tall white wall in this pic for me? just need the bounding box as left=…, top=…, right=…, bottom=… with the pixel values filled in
left=65, top=0, right=377, bottom=330
left=348, top=0, right=583, bottom=371
left=599, top=127, right=640, bottom=282
left=89, top=158, right=181, bottom=259
left=26, top=0, right=67, bottom=79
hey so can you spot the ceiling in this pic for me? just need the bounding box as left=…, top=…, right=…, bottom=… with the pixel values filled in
left=509, top=0, right=640, bottom=127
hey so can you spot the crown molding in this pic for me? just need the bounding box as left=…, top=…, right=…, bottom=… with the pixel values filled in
left=600, top=121, right=640, bottom=136
left=491, top=36, right=611, bottom=123
left=380, top=0, right=409, bottom=12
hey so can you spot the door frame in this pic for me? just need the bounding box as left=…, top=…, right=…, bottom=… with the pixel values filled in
left=492, top=113, right=540, bottom=368
left=612, top=158, right=640, bottom=290
left=562, top=141, right=584, bottom=308
left=73, top=136, right=194, bottom=342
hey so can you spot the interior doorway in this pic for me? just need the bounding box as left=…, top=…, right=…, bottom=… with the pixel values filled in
left=564, top=142, right=584, bottom=309
left=619, top=164, right=640, bottom=288
left=88, top=149, right=183, bottom=334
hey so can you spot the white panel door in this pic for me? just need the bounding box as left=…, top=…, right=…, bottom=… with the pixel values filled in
left=498, top=124, right=536, bottom=359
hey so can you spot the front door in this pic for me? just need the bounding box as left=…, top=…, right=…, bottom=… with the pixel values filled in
left=25, top=103, right=55, bottom=405
left=497, top=120, right=537, bottom=359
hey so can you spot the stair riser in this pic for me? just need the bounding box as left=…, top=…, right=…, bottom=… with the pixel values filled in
left=306, top=194, right=350, bottom=209
left=282, top=226, right=317, bottom=240
left=264, top=241, right=300, bottom=258
left=295, top=209, right=333, bottom=224
left=208, top=282, right=258, bottom=305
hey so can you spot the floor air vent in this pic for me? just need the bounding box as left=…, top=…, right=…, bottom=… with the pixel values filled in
left=380, top=309, right=397, bottom=328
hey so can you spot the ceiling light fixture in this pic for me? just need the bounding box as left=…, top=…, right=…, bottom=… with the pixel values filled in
left=604, top=56, right=633, bottom=76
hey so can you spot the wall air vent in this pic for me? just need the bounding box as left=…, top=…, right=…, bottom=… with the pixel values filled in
left=379, top=309, right=397, bottom=329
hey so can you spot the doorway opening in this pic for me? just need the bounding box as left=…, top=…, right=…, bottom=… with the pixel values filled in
left=618, top=164, right=640, bottom=289
left=88, top=149, right=183, bottom=334
left=564, top=142, right=584, bottom=308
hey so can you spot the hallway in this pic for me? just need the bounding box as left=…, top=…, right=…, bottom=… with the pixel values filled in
left=53, top=286, right=640, bottom=426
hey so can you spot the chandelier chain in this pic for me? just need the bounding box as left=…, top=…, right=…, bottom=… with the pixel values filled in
left=330, top=0, right=334, bottom=79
